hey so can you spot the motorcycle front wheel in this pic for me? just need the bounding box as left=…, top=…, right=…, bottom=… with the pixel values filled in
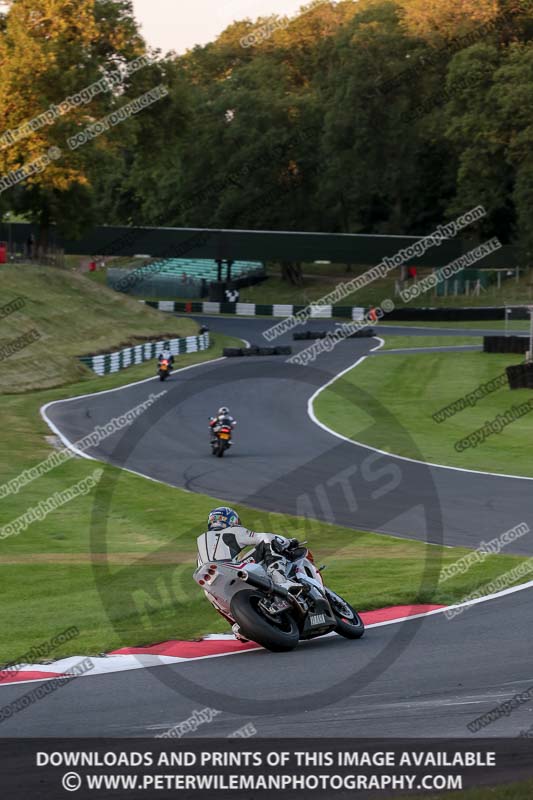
left=326, top=589, right=365, bottom=639
left=230, top=589, right=299, bottom=652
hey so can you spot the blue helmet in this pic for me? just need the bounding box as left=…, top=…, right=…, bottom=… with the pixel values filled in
left=207, top=506, right=241, bottom=531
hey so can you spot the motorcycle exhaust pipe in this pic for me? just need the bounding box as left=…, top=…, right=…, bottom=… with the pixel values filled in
left=237, top=570, right=290, bottom=599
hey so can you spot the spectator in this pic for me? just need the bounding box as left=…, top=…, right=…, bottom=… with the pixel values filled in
left=27, top=233, right=35, bottom=260
left=408, top=266, right=417, bottom=280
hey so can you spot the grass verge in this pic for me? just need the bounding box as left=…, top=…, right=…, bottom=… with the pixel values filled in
left=314, top=345, right=532, bottom=476
left=380, top=336, right=482, bottom=350
left=382, top=320, right=529, bottom=331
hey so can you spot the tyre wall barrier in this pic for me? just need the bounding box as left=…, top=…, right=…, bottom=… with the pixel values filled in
left=484, top=336, right=529, bottom=354
left=223, top=346, right=292, bottom=357
left=293, top=328, right=375, bottom=340
left=506, top=362, right=533, bottom=390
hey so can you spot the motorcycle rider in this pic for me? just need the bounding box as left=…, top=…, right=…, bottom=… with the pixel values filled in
left=197, top=507, right=302, bottom=641
left=158, top=346, right=174, bottom=370
left=209, top=406, right=236, bottom=446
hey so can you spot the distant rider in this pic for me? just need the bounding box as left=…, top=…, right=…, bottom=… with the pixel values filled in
left=197, top=506, right=302, bottom=639
left=209, top=406, right=236, bottom=445
left=158, top=347, right=174, bottom=370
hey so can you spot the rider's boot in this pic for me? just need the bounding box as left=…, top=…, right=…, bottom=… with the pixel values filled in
left=232, top=623, right=249, bottom=643
left=268, top=565, right=302, bottom=595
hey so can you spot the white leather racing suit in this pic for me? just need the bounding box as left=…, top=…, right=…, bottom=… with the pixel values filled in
left=197, top=525, right=288, bottom=566
left=196, top=525, right=298, bottom=591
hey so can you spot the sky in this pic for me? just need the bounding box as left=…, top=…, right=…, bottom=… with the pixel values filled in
left=131, top=0, right=312, bottom=54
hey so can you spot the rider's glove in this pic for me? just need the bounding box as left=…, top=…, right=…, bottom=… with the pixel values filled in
left=271, top=537, right=299, bottom=556
left=287, top=538, right=299, bottom=551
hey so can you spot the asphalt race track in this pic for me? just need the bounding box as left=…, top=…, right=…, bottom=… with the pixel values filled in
left=3, top=318, right=532, bottom=738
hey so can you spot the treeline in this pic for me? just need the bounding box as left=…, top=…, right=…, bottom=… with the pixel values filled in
left=1, top=0, right=533, bottom=255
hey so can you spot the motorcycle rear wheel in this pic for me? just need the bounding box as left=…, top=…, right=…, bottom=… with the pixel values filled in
left=230, top=589, right=299, bottom=652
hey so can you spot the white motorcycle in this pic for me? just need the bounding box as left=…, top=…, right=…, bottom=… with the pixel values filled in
left=193, top=540, right=365, bottom=652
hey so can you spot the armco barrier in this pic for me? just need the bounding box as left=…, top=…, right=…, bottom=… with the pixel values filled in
left=145, top=300, right=361, bottom=319
left=79, top=333, right=210, bottom=375
left=223, top=345, right=291, bottom=357
left=145, top=300, right=529, bottom=323
left=484, top=336, right=529, bottom=355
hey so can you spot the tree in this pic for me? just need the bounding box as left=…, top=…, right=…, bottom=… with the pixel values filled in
left=443, top=43, right=517, bottom=245
left=281, top=260, right=304, bottom=286
left=175, top=50, right=321, bottom=232
left=93, top=57, right=191, bottom=227
left=0, top=0, right=147, bottom=242
left=319, top=1, right=454, bottom=235
left=491, top=42, right=533, bottom=254
left=397, top=0, right=499, bottom=41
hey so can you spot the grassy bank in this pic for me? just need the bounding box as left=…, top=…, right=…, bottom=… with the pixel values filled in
left=0, top=264, right=199, bottom=393
left=314, top=346, right=532, bottom=476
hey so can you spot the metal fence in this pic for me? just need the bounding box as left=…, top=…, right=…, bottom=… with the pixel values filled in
left=4, top=240, right=65, bottom=267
